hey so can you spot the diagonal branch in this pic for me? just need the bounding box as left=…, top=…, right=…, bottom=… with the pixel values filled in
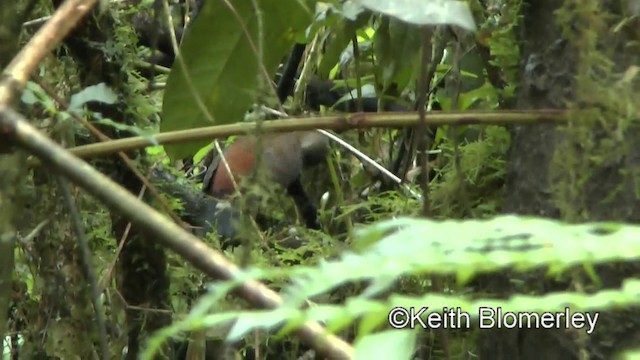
left=0, top=105, right=355, bottom=359
left=0, top=0, right=98, bottom=105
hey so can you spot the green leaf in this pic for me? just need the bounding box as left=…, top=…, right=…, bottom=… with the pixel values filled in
left=161, top=0, right=313, bottom=160
left=356, top=0, right=477, bottom=31
left=621, top=349, right=640, bottom=360
left=354, top=330, right=418, bottom=360
left=193, top=142, right=214, bottom=164
left=318, top=9, right=372, bottom=78
left=21, top=82, right=57, bottom=113
left=227, top=308, right=297, bottom=340
left=144, top=216, right=640, bottom=359
left=374, top=17, right=422, bottom=90
left=20, top=82, right=40, bottom=105
left=68, top=83, right=118, bottom=113
left=283, top=216, right=640, bottom=300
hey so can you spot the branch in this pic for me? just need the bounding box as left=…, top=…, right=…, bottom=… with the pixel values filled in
left=58, top=110, right=567, bottom=161
left=0, top=105, right=355, bottom=359
left=32, top=77, right=186, bottom=230
left=0, top=0, right=98, bottom=105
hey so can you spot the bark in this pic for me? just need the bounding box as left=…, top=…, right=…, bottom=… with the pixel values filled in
left=480, top=1, right=640, bottom=359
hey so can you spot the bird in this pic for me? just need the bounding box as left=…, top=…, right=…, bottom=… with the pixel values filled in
left=203, top=131, right=329, bottom=230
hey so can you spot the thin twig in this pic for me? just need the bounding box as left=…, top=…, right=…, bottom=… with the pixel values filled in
left=22, top=16, right=52, bottom=28
left=316, top=129, right=422, bottom=201
left=449, top=40, right=468, bottom=216
left=99, top=185, right=147, bottom=290
left=351, top=34, right=363, bottom=113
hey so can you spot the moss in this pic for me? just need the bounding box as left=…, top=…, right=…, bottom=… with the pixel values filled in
left=550, top=0, right=639, bottom=222
left=430, top=125, right=511, bottom=219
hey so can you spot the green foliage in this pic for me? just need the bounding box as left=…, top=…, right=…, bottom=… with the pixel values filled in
left=24, top=0, right=640, bottom=358
left=551, top=0, right=639, bottom=222
left=21, top=81, right=158, bottom=144
left=317, top=7, right=372, bottom=78
left=431, top=125, right=510, bottom=218
left=353, top=330, right=417, bottom=360
left=356, top=0, right=476, bottom=31
left=21, top=82, right=57, bottom=113
left=161, top=0, right=314, bottom=160
left=622, top=349, right=640, bottom=360
left=144, top=216, right=640, bottom=358
left=374, top=17, right=422, bottom=90
left=482, top=0, right=522, bottom=89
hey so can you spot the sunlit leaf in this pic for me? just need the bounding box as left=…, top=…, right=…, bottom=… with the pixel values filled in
left=355, top=330, right=418, bottom=360
left=68, top=83, right=118, bottom=113
left=355, top=0, right=476, bottom=31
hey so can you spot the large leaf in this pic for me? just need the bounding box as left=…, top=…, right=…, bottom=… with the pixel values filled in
left=317, top=7, right=372, bottom=78
left=161, top=0, right=313, bottom=160
left=354, top=330, right=418, bottom=360
left=68, top=83, right=118, bottom=114
left=283, top=216, right=640, bottom=304
left=143, top=215, right=640, bottom=358
left=374, top=17, right=422, bottom=90
left=354, top=0, right=477, bottom=31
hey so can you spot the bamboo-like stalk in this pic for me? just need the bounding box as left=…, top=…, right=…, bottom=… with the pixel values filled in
left=63, top=109, right=567, bottom=161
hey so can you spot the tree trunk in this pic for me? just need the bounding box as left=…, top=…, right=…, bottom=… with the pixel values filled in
left=480, top=1, right=640, bottom=359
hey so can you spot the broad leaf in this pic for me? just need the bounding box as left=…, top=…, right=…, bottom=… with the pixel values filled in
left=143, top=215, right=640, bottom=358
left=374, top=17, right=422, bottom=90
left=354, top=330, right=418, bottom=360
left=318, top=8, right=372, bottom=78
left=283, top=216, right=640, bottom=303
left=161, top=0, right=313, bottom=160
left=68, top=83, right=118, bottom=114
left=355, top=0, right=477, bottom=31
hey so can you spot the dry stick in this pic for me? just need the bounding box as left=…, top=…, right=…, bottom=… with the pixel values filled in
left=58, top=110, right=567, bottom=161
left=0, top=106, right=354, bottom=359
left=351, top=34, right=364, bottom=113
left=449, top=41, right=467, bottom=216
left=317, top=129, right=422, bottom=201
left=0, top=0, right=98, bottom=105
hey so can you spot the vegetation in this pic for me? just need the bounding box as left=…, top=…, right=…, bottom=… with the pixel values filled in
left=1, top=0, right=639, bottom=359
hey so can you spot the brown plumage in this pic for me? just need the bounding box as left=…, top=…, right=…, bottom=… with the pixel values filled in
left=204, top=131, right=329, bottom=229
